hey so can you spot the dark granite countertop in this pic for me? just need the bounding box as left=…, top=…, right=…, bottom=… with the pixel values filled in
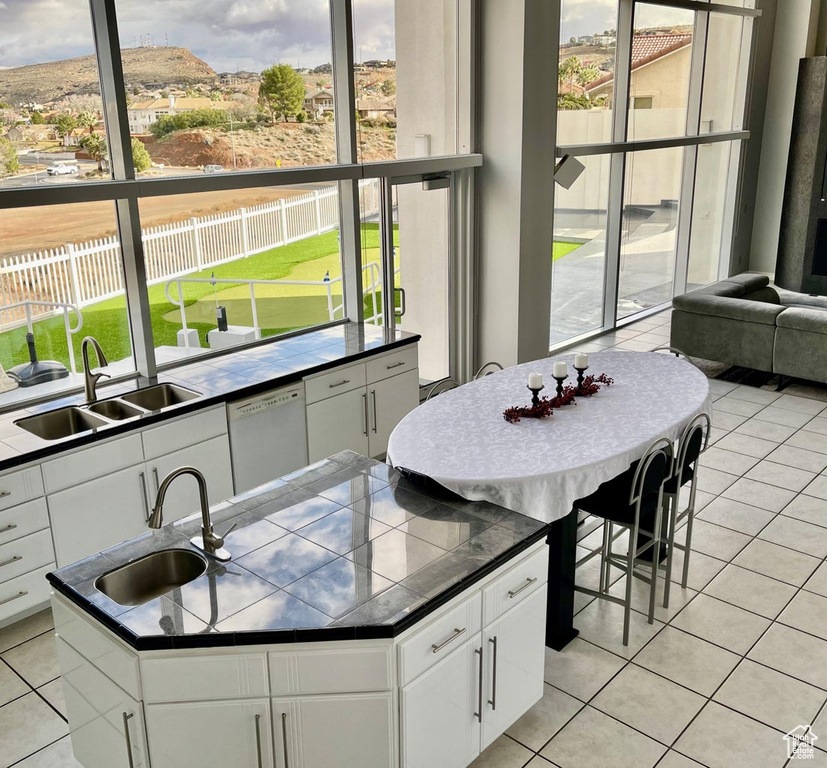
left=47, top=451, right=551, bottom=650
left=0, top=322, right=419, bottom=473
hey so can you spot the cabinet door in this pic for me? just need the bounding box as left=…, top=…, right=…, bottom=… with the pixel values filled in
left=272, top=693, right=393, bottom=768
left=145, top=698, right=273, bottom=768
left=481, top=588, right=546, bottom=750
left=401, top=636, right=482, bottom=768
left=147, top=435, right=234, bottom=524
left=48, top=465, right=149, bottom=567
left=306, top=388, right=370, bottom=463
left=57, top=637, right=149, bottom=768
left=368, top=369, right=420, bottom=458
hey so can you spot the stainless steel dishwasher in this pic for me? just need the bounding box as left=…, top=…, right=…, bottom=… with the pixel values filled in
left=227, top=383, right=308, bottom=494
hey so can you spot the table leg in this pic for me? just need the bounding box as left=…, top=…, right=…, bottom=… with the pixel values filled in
left=545, top=509, right=579, bottom=651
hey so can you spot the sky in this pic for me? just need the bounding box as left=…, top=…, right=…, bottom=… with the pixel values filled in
left=560, top=0, right=695, bottom=42
left=0, top=0, right=396, bottom=73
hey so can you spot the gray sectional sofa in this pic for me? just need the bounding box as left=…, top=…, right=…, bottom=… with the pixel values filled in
left=671, top=273, right=827, bottom=384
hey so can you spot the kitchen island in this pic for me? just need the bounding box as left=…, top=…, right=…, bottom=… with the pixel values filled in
left=48, top=450, right=552, bottom=768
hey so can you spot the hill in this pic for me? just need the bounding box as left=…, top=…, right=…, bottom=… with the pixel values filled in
left=0, top=47, right=216, bottom=106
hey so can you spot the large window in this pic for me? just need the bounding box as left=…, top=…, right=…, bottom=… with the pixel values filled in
left=551, top=0, right=756, bottom=348
left=0, top=1, right=478, bottom=410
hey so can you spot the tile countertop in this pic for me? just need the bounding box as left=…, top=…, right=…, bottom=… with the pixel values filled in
left=47, top=451, right=552, bottom=650
left=0, top=322, right=419, bottom=471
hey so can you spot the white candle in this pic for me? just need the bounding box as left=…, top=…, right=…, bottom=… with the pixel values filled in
left=574, top=353, right=589, bottom=369
left=553, top=361, right=567, bottom=378
left=528, top=372, right=543, bottom=389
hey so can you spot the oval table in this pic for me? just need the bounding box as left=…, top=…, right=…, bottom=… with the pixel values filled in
left=387, top=350, right=711, bottom=649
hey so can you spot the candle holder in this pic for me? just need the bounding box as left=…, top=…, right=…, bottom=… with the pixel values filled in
left=552, top=374, right=568, bottom=399
left=526, top=384, right=545, bottom=408
left=574, top=366, right=589, bottom=392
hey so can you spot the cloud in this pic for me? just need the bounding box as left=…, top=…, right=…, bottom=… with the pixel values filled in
left=0, top=0, right=396, bottom=73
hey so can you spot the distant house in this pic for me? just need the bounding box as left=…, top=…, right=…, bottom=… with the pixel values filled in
left=585, top=33, right=692, bottom=109
left=593, top=35, right=617, bottom=47
left=304, top=89, right=334, bottom=118
left=356, top=97, right=396, bottom=120
left=218, top=71, right=260, bottom=87
left=62, top=128, right=87, bottom=147
left=126, top=95, right=232, bottom=134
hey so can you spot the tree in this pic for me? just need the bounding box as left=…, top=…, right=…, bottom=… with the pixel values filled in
left=380, top=79, right=396, bottom=96
left=0, top=137, right=18, bottom=175
left=77, top=110, right=97, bottom=134
left=30, top=111, right=45, bottom=125
left=258, top=64, right=306, bottom=122
left=131, top=137, right=151, bottom=171
left=54, top=113, right=77, bottom=138
left=80, top=132, right=108, bottom=171
left=577, top=64, right=601, bottom=87
left=558, top=55, right=582, bottom=91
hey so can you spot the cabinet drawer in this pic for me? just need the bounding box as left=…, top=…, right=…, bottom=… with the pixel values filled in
left=0, top=497, right=49, bottom=545
left=43, top=434, right=144, bottom=493
left=304, top=363, right=366, bottom=405
left=0, top=529, right=55, bottom=585
left=399, top=592, right=481, bottom=687
left=0, top=563, right=54, bottom=624
left=366, top=345, right=418, bottom=384
left=0, top=466, right=44, bottom=512
left=142, top=654, right=269, bottom=703
left=483, top=544, right=548, bottom=626
left=268, top=646, right=392, bottom=695
left=142, top=406, right=228, bottom=461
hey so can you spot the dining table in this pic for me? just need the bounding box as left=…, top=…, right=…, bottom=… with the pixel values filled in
left=387, top=350, right=712, bottom=650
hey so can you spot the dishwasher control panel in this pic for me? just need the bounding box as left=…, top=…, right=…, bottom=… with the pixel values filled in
left=233, top=388, right=303, bottom=417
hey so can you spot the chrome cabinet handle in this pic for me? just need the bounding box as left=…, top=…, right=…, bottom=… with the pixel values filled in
left=329, top=379, right=351, bottom=389
left=0, top=523, right=18, bottom=535
left=474, top=646, right=483, bottom=722
left=254, top=714, right=263, bottom=768
left=362, top=393, right=369, bottom=437
left=281, top=712, right=290, bottom=768
left=152, top=467, right=160, bottom=493
left=0, top=590, right=28, bottom=607
left=488, top=636, right=498, bottom=710
left=0, top=555, right=22, bottom=569
left=386, top=361, right=405, bottom=370
left=139, top=472, right=151, bottom=522
left=431, top=626, right=466, bottom=654
left=371, top=390, right=378, bottom=434
left=508, top=577, right=537, bottom=599
left=0, top=490, right=10, bottom=499
left=122, top=712, right=135, bottom=768
left=395, top=286, right=407, bottom=318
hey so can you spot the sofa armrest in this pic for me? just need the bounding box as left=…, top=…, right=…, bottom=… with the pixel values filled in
left=671, top=294, right=786, bottom=325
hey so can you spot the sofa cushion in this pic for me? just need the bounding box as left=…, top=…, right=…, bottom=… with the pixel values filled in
left=722, top=273, right=771, bottom=293
left=671, top=293, right=786, bottom=325
left=776, top=287, right=827, bottom=311
left=776, top=306, right=827, bottom=334
left=744, top=286, right=781, bottom=304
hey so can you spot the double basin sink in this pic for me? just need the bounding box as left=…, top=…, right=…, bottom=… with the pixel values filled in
left=15, top=383, right=201, bottom=441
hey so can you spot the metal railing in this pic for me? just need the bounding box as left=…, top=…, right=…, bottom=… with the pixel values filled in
left=1, top=300, right=83, bottom=373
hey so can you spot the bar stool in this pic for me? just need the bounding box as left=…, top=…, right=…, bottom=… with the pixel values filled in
left=661, top=412, right=711, bottom=608
left=573, top=438, right=674, bottom=646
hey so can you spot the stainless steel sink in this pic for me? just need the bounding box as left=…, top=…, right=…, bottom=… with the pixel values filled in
left=120, top=384, right=201, bottom=411
left=87, top=399, right=145, bottom=421
left=94, top=549, right=207, bottom=606
left=15, top=407, right=108, bottom=440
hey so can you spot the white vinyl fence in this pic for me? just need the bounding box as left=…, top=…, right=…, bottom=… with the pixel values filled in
left=0, top=179, right=381, bottom=330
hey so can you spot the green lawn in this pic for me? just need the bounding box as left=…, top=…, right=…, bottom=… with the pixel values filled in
left=553, top=241, right=582, bottom=261
left=0, top=223, right=398, bottom=371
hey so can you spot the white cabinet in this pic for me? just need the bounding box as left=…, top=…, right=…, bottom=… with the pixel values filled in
left=306, top=387, right=370, bottom=462
left=481, top=589, right=547, bottom=750
left=146, top=699, right=273, bottom=768
left=305, top=345, right=420, bottom=462
left=49, top=466, right=150, bottom=566
left=146, top=435, right=234, bottom=524
left=57, top=637, right=148, bottom=768
left=272, top=693, right=394, bottom=768
left=401, top=637, right=482, bottom=768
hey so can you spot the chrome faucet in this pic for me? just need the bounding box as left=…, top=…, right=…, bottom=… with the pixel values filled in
left=148, top=467, right=235, bottom=561
left=81, top=336, right=109, bottom=403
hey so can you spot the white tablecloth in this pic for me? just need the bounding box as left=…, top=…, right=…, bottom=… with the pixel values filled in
left=387, top=351, right=712, bottom=523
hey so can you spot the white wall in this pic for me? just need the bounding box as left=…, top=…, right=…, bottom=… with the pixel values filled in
left=750, top=0, right=823, bottom=274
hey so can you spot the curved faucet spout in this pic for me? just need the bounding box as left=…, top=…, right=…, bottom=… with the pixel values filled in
left=81, top=336, right=109, bottom=403
left=149, top=466, right=232, bottom=562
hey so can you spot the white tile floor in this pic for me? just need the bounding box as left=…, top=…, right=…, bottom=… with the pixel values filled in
left=1, top=310, right=827, bottom=767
